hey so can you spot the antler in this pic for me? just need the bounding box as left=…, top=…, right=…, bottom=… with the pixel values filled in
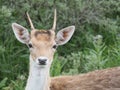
left=52, top=9, right=57, bottom=31
left=26, top=12, right=35, bottom=30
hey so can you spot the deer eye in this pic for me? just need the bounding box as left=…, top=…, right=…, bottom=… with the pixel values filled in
left=52, top=45, right=57, bottom=49
left=28, top=43, right=33, bottom=48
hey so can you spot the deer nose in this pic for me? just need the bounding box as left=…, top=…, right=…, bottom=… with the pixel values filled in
left=38, top=58, right=47, bottom=65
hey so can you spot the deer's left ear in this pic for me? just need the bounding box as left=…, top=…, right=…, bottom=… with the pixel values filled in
left=55, top=26, right=75, bottom=45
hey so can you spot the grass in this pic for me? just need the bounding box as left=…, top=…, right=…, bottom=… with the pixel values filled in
left=0, top=0, right=120, bottom=89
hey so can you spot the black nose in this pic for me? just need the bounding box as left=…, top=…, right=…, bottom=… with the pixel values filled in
left=38, top=59, right=47, bottom=65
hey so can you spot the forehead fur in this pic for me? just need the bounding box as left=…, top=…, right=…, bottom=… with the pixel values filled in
left=30, top=30, right=55, bottom=42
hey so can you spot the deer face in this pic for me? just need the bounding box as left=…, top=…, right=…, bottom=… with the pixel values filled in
left=12, top=10, right=75, bottom=68
left=29, top=30, right=56, bottom=67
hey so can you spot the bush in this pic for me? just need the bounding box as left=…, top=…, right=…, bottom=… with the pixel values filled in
left=0, top=0, right=120, bottom=88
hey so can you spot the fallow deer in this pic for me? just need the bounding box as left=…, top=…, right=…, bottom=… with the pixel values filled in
left=12, top=9, right=75, bottom=90
left=12, top=9, right=120, bottom=90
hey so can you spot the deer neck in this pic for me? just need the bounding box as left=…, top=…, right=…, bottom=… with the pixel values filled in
left=25, top=56, right=50, bottom=90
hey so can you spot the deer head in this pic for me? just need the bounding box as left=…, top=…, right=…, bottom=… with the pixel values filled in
left=12, top=9, right=75, bottom=68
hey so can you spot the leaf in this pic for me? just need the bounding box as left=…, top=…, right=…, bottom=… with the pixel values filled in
left=0, top=77, right=8, bottom=88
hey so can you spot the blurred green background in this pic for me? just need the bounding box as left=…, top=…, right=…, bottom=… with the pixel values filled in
left=0, top=0, right=120, bottom=89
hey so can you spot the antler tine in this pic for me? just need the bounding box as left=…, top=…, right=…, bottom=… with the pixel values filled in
left=26, top=12, right=35, bottom=30
left=52, top=9, right=57, bottom=31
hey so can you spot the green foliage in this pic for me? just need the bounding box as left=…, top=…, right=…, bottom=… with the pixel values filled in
left=58, top=34, right=120, bottom=75
left=50, top=54, right=64, bottom=76
left=105, top=36, right=120, bottom=67
left=2, top=75, right=26, bottom=90
left=0, top=78, right=8, bottom=89
left=0, top=0, right=120, bottom=89
left=84, top=41, right=107, bottom=72
left=61, top=52, right=85, bottom=75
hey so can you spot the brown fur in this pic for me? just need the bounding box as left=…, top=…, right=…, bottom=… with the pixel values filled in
left=34, top=30, right=51, bottom=37
left=31, top=30, right=55, bottom=42
left=63, top=30, right=69, bottom=39
left=29, top=29, right=56, bottom=62
left=13, top=24, right=24, bottom=36
left=50, top=67, right=120, bottom=90
left=58, top=31, right=69, bottom=42
left=19, top=29, right=23, bottom=35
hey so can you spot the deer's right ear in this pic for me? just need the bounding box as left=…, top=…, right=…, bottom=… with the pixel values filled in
left=12, top=23, right=30, bottom=44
